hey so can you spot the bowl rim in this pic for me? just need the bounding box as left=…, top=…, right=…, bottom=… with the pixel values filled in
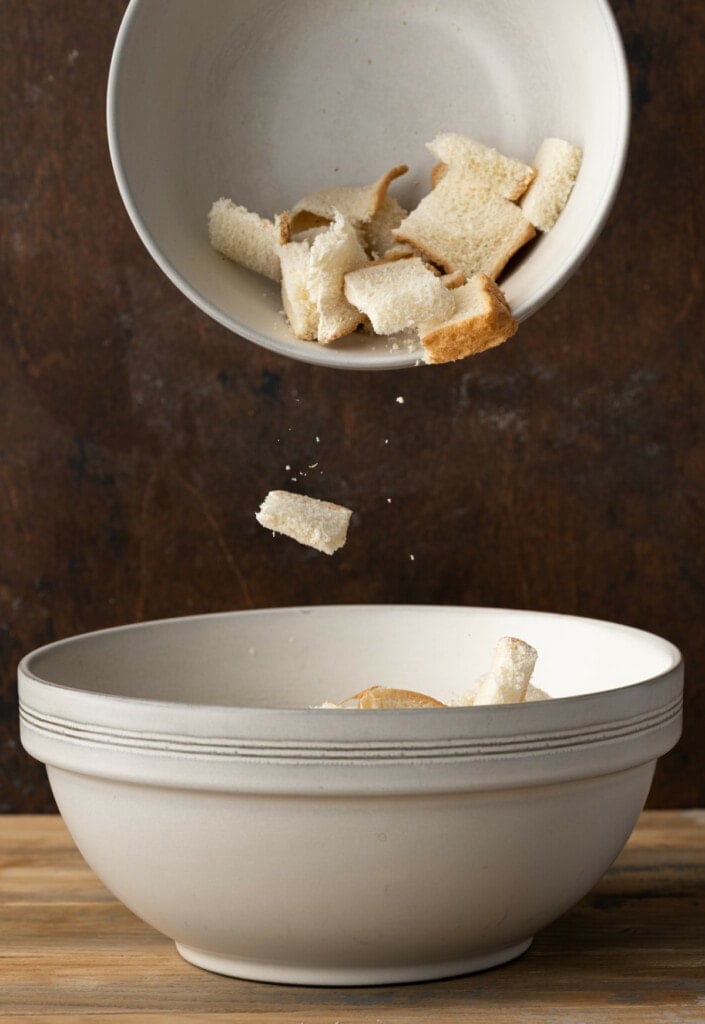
left=105, top=0, right=631, bottom=371
left=19, top=603, right=682, bottom=715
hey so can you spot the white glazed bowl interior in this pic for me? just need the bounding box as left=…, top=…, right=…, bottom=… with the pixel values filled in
left=19, top=606, right=681, bottom=986
left=107, top=0, right=629, bottom=370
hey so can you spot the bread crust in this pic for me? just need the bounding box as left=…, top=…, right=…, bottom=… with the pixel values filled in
left=347, top=686, right=446, bottom=708
left=430, top=161, right=447, bottom=188
left=291, top=164, right=408, bottom=233
left=420, top=274, right=518, bottom=364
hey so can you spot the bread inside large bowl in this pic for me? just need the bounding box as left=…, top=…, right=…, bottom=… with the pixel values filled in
left=107, top=0, right=629, bottom=369
left=19, top=606, right=681, bottom=985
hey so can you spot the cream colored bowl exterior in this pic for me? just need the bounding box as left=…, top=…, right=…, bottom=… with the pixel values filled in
left=19, top=607, right=682, bottom=986
left=107, top=0, right=629, bottom=370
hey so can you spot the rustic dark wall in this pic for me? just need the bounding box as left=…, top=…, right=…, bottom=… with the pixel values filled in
left=1, top=3, right=703, bottom=811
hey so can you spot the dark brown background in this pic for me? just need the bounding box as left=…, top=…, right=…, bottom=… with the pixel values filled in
left=1, top=2, right=703, bottom=811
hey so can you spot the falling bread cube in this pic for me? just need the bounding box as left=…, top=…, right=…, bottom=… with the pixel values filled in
left=256, top=490, right=352, bottom=555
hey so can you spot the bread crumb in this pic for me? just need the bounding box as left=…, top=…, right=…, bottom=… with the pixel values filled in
left=396, top=396, right=405, bottom=404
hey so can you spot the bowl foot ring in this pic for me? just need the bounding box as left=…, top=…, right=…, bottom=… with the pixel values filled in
left=175, top=936, right=533, bottom=986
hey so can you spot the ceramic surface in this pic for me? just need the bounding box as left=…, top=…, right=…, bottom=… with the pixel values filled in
left=19, top=607, right=681, bottom=985
left=107, top=0, right=629, bottom=369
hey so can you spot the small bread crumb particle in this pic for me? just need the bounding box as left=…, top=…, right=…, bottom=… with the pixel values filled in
left=396, top=396, right=405, bottom=404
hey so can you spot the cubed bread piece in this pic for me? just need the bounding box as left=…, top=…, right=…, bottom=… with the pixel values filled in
left=362, top=195, right=408, bottom=257
left=520, top=137, right=583, bottom=231
left=393, top=166, right=536, bottom=281
left=256, top=490, right=352, bottom=555
left=473, top=637, right=538, bottom=706
left=280, top=240, right=318, bottom=341
left=419, top=274, right=517, bottom=364
left=208, top=199, right=285, bottom=281
left=291, top=165, right=408, bottom=232
left=308, top=212, right=368, bottom=344
left=427, top=132, right=535, bottom=200
left=344, top=257, right=455, bottom=336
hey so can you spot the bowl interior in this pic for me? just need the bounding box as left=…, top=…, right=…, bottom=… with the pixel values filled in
left=108, top=0, right=628, bottom=369
left=24, top=607, right=679, bottom=709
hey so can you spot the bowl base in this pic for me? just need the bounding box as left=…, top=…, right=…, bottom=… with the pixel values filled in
left=175, top=936, right=533, bottom=986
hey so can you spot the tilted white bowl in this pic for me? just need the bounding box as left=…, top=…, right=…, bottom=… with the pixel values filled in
left=107, top=0, right=629, bottom=370
left=19, top=606, right=681, bottom=985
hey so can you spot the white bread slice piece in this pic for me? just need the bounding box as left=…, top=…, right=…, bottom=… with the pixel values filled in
left=419, top=274, right=517, bottom=364
left=208, top=199, right=287, bottom=281
left=308, top=212, right=368, bottom=344
left=473, top=637, right=538, bottom=706
left=393, top=166, right=536, bottom=281
left=363, top=195, right=408, bottom=257
left=291, top=165, right=408, bottom=231
left=520, top=137, right=583, bottom=231
left=344, top=257, right=455, bottom=336
left=279, top=240, right=318, bottom=341
left=256, top=490, right=352, bottom=555
left=427, top=132, right=536, bottom=200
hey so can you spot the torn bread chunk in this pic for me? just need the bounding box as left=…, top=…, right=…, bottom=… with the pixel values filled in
left=339, top=686, right=446, bottom=708
left=291, top=165, right=408, bottom=232
left=363, top=194, right=408, bottom=257
left=520, top=137, right=583, bottom=232
left=525, top=683, right=551, bottom=702
left=307, top=211, right=368, bottom=344
left=208, top=199, right=286, bottom=282
left=427, top=132, right=535, bottom=200
left=256, top=490, right=352, bottom=555
left=344, top=257, right=455, bottom=336
left=280, top=240, right=318, bottom=341
left=393, top=166, right=536, bottom=281
left=473, top=637, right=538, bottom=706
left=419, top=273, right=517, bottom=364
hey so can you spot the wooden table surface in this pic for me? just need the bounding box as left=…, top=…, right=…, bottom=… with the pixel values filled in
left=0, top=812, right=703, bottom=1022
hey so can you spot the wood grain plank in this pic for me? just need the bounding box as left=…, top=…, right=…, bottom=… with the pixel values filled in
left=2, top=1014, right=705, bottom=1024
